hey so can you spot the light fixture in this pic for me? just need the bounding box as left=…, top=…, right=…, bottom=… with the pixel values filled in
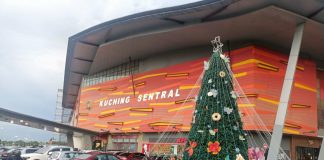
left=43, top=127, right=47, bottom=131
left=25, top=122, right=29, bottom=125
left=20, top=120, right=24, bottom=123
left=54, top=127, right=60, bottom=132
left=10, top=120, right=14, bottom=124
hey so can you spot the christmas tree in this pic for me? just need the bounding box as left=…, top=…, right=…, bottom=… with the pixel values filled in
left=183, top=37, right=248, bottom=160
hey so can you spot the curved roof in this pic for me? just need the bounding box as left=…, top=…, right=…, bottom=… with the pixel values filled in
left=63, top=0, right=324, bottom=108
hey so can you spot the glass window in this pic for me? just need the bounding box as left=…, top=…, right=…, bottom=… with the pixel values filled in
left=96, top=154, right=108, bottom=160
left=50, top=148, right=60, bottom=152
left=81, top=60, right=140, bottom=87
left=117, top=138, right=123, bottom=142
left=26, top=149, right=38, bottom=153
left=62, top=148, right=71, bottom=151
left=75, top=153, right=91, bottom=159
left=107, top=155, right=118, bottom=160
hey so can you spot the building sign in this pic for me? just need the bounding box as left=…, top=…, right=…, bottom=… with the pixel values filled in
left=78, top=57, right=204, bottom=133
left=77, top=46, right=318, bottom=136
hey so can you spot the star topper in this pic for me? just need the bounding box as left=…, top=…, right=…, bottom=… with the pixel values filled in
left=211, top=36, right=223, bottom=52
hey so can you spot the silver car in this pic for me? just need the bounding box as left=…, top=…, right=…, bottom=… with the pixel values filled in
left=48, top=151, right=80, bottom=160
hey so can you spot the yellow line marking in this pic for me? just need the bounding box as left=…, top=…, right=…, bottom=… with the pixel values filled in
left=179, top=85, right=200, bottom=90
left=283, top=128, right=300, bottom=135
left=257, top=63, right=278, bottom=71
left=121, top=127, right=139, bottom=131
left=168, top=105, right=193, bottom=112
left=232, top=59, right=277, bottom=69
left=133, top=73, right=167, bottom=81
left=294, top=83, right=316, bottom=93
left=94, top=124, right=108, bottom=128
left=150, top=102, right=175, bottom=106
left=257, top=97, right=279, bottom=105
left=81, top=87, right=100, bottom=93
left=149, top=122, right=182, bottom=126
left=166, top=73, right=189, bottom=77
left=238, top=103, right=255, bottom=107
left=181, top=126, right=191, bottom=130
left=124, top=120, right=142, bottom=125
left=130, top=108, right=153, bottom=112
left=78, top=118, right=87, bottom=121
left=100, top=107, right=131, bottom=115
left=129, top=113, right=148, bottom=116
left=94, top=97, right=108, bottom=103
left=109, top=91, right=139, bottom=95
left=234, top=72, right=247, bottom=78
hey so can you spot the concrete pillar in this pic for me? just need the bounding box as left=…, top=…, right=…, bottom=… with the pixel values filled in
left=318, top=129, right=324, bottom=160
left=267, top=23, right=304, bottom=160
left=67, top=133, right=74, bottom=148
left=73, top=134, right=92, bottom=150
left=107, top=135, right=113, bottom=150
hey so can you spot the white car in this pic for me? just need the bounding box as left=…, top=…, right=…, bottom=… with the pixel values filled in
left=21, top=146, right=73, bottom=160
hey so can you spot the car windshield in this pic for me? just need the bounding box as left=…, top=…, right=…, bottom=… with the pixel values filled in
left=74, top=153, right=92, bottom=159
left=35, top=146, right=51, bottom=154
left=7, top=149, right=16, bottom=153
left=64, top=152, right=77, bottom=158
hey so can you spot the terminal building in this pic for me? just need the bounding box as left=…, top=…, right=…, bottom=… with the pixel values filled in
left=62, top=0, right=324, bottom=159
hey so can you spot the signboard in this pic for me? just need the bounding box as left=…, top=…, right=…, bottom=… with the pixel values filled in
left=77, top=46, right=318, bottom=136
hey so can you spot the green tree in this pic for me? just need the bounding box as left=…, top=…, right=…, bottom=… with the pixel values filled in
left=183, top=40, right=248, bottom=160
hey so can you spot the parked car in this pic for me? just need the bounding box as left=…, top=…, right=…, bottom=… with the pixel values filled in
left=0, top=148, right=9, bottom=154
left=48, top=151, right=80, bottom=160
left=117, top=153, right=148, bottom=160
left=0, top=148, right=21, bottom=160
left=20, top=148, right=39, bottom=155
left=21, top=146, right=73, bottom=160
left=148, top=155, right=175, bottom=160
left=73, top=151, right=120, bottom=160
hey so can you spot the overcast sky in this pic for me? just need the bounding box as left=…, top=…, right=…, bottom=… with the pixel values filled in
left=0, top=0, right=199, bottom=142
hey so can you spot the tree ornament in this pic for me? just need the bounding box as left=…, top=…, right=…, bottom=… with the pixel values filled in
left=224, top=57, right=230, bottom=63
left=209, top=129, right=216, bottom=136
left=208, top=79, right=212, bottom=83
left=205, top=106, right=209, bottom=110
left=239, top=111, right=244, bottom=118
left=225, top=155, right=230, bottom=160
left=207, top=89, right=218, bottom=97
left=236, top=154, right=245, bottom=160
left=219, top=71, right=226, bottom=77
left=224, top=107, right=233, bottom=115
left=209, top=129, right=219, bottom=136
left=235, top=148, right=240, bottom=153
left=192, top=115, right=196, bottom=124
left=185, top=141, right=197, bottom=157
left=207, top=141, right=221, bottom=155
left=220, top=53, right=226, bottom=59
left=204, top=61, right=210, bottom=71
left=233, top=126, right=238, bottom=130
left=211, top=113, right=221, bottom=121
left=239, top=135, right=246, bottom=141
left=197, top=130, right=204, bottom=133
left=230, top=91, right=238, bottom=99
left=224, top=80, right=228, bottom=84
